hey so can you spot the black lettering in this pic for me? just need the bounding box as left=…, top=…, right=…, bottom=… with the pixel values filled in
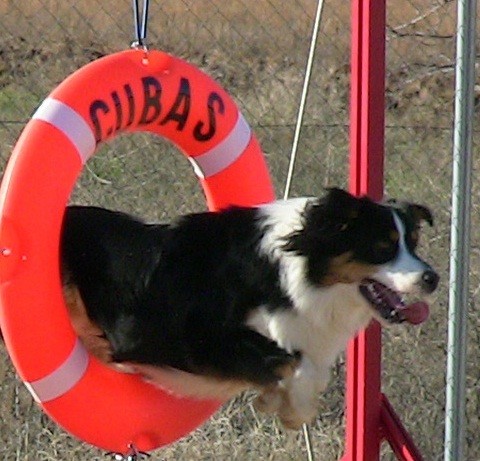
left=111, top=90, right=122, bottom=132
left=124, top=84, right=135, bottom=127
left=89, top=99, right=110, bottom=143
left=193, top=92, right=225, bottom=142
left=139, top=76, right=162, bottom=125
left=160, top=77, right=191, bottom=130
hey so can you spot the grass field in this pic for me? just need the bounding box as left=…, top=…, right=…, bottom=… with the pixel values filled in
left=1, top=1, right=479, bottom=460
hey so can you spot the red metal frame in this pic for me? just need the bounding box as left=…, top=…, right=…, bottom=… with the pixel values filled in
left=340, top=0, right=424, bottom=460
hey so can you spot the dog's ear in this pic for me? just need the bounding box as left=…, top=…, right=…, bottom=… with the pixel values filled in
left=387, top=199, right=434, bottom=227
left=408, top=204, right=434, bottom=227
left=284, top=188, right=361, bottom=255
left=306, top=188, right=363, bottom=234
left=322, top=188, right=361, bottom=222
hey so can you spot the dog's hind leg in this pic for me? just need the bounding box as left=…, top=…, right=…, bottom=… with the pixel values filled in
left=63, top=284, right=113, bottom=364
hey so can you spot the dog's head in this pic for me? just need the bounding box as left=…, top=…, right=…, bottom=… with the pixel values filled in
left=284, top=188, right=439, bottom=325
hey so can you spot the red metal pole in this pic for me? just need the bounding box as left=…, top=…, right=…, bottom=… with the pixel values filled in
left=380, top=394, right=425, bottom=461
left=341, top=0, right=386, bottom=460
left=349, top=0, right=386, bottom=200
left=341, top=1, right=424, bottom=459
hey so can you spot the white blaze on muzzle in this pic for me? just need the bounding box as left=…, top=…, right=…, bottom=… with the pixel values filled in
left=374, top=211, right=431, bottom=293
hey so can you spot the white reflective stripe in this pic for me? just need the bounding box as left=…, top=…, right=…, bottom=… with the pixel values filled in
left=33, top=98, right=96, bottom=164
left=189, top=113, right=251, bottom=179
left=24, top=338, right=89, bottom=403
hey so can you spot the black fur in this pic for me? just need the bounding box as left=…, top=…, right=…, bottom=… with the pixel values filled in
left=61, top=205, right=296, bottom=385
left=61, top=188, right=437, bottom=394
left=283, top=188, right=415, bottom=284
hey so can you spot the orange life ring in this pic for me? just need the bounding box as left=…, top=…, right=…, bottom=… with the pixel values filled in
left=0, top=49, right=274, bottom=454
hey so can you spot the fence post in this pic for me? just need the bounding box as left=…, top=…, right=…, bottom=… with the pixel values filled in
left=444, top=0, right=477, bottom=458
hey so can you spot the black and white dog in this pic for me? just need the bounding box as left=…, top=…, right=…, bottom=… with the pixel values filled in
left=61, top=188, right=439, bottom=429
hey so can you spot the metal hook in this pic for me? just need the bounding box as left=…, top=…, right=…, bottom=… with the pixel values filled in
left=131, top=0, right=150, bottom=50
left=107, top=443, right=150, bottom=460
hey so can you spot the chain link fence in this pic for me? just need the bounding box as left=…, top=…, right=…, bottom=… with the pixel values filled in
left=0, top=1, right=478, bottom=460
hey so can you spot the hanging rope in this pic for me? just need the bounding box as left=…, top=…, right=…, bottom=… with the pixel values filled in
left=283, top=0, right=326, bottom=201
left=281, top=0, right=326, bottom=459
left=131, top=0, right=150, bottom=49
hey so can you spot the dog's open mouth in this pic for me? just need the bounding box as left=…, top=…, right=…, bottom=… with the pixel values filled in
left=359, top=279, right=429, bottom=325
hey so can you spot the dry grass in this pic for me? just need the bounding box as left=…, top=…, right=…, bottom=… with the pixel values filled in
left=1, top=0, right=479, bottom=460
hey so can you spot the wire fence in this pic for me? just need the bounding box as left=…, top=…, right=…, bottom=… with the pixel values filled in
left=0, top=1, right=478, bottom=460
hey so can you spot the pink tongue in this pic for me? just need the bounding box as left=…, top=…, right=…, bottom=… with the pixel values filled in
left=401, top=302, right=430, bottom=325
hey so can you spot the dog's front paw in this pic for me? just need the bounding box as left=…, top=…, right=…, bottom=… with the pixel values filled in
left=277, top=393, right=317, bottom=430
left=254, top=383, right=317, bottom=430
left=254, top=386, right=284, bottom=414
left=279, top=410, right=316, bottom=431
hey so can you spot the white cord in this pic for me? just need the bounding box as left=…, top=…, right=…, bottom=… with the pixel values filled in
left=283, top=0, right=326, bottom=201
left=282, top=0, right=327, bottom=459
left=303, top=423, right=315, bottom=461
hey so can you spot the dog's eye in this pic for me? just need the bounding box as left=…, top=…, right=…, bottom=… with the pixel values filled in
left=376, top=240, right=395, bottom=251
left=372, top=240, right=398, bottom=262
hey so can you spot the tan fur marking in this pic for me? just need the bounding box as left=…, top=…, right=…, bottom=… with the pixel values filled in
left=274, top=355, right=301, bottom=380
left=254, top=384, right=283, bottom=414
left=411, top=230, right=419, bottom=245
left=63, top=285, right=113, bottom=364
left=322, top=252, right=376, bottom=285
left=389, top=230, right=400, bottom=243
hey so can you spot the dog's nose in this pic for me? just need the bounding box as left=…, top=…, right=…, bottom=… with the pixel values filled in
left=421, top=269, right=439, bottom=293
